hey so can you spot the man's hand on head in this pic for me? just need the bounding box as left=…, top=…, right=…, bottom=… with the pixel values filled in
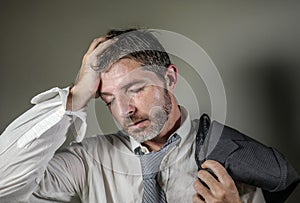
left=67, top=37, right=116, bottom=111
left=193, top=160, right=242, bottom=203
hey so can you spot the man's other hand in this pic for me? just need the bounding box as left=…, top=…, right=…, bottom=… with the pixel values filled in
left=193, top=160, right=242, bottom=203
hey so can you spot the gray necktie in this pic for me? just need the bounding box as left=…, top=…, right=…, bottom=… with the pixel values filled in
left=136, top=134, right=180, bottom=203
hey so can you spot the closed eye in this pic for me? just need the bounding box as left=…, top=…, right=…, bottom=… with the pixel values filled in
left=105, top=98, right=115, bottom=107
left=129, top=86, right=145, bottom=93
left=100, top=94, right=115, bottom=107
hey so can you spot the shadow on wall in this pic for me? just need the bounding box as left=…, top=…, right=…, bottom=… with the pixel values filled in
left=244, top=57, right=300, bottom=203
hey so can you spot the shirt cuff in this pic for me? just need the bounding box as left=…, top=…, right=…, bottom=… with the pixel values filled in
left=17, top=87, right=87, bottom=148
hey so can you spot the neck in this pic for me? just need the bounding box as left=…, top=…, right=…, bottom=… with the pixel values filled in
left=142, top=105, right=182, bottom=152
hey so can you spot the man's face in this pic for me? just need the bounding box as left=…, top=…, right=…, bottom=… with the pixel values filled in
left=100, top=59, right=172, bottom=143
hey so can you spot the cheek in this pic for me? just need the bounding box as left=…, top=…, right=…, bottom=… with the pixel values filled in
left=134, top=88, right=165, bottom=109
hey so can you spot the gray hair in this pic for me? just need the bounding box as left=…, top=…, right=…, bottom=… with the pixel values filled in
left=97, top=29, right=172, bottom=80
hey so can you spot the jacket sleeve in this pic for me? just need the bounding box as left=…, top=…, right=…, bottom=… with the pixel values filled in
left=0, top=87, right=87, bottom=202
left=204, top=120, right=300, bottom=203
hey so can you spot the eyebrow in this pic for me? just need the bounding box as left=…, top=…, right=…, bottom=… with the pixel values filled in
left=122, top=80, right=147, bottom=91
left=100, top=79, right=147, bottom=97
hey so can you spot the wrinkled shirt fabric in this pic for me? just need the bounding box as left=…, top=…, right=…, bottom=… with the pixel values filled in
left=0, top=87, right=265, bottom=203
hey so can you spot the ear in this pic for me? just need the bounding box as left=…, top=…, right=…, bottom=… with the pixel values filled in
left=164, top=64, right=178, bottom=92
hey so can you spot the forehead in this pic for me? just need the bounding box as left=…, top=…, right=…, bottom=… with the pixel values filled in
left=102, top=58, right=142, bottom=80
left=101, top=58, right=162, bottom=92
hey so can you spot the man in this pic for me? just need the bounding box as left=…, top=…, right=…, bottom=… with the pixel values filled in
left=0, top=29, right=292, bottom=202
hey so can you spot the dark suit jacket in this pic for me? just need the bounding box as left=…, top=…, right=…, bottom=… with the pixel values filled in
left=195, top=114, right=300, bottom=203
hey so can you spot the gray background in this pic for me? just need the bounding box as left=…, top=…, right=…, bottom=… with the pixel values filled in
left=0, top=0, right=299, bottom=202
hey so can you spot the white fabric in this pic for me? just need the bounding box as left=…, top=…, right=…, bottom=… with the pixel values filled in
left=0, top=87, right=265, bottom=203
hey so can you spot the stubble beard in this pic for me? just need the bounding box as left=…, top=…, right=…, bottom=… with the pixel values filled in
left=124, top=90, right=172, bottom=143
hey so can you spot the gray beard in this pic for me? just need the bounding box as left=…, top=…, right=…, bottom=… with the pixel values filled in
left=130, top=107, right=168, bottom=143
left=125, top=90, right=172, bottom=143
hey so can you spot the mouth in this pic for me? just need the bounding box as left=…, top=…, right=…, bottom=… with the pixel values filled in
left=127, top=119, right=148, bottom=128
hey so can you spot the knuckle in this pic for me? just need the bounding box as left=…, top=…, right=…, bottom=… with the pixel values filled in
left=209, top=160, right=221, bottom=168
left=83, top=54, right=91, bottom=61
left=227, top=180, right=235, bottom=188
left=210, top=160, right=218, bottom=167
left=93, top=38, right=100, bottom=42
left=215, top=189, right=226, bottom=199
left=224, top=178, right=236, bottom=189
left=219, top=190, right=226, bottom=197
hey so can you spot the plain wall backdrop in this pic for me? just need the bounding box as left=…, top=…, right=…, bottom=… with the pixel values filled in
left=0, top=1, right=299, bottom=202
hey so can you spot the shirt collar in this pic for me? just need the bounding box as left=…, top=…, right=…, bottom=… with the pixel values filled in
left=130, top=106, right=192, bottom=154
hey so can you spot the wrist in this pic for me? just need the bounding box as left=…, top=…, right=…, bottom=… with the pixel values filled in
left=67, top=85, right=87, bottom=111
left=66, top=86, right=75, bottom=111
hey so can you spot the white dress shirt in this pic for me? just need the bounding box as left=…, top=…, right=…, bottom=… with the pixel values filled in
left=0, top=87, right=265, bottom=203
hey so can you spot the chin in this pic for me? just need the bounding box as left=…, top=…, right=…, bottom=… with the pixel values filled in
left=130, top=131, right=159, bottom=143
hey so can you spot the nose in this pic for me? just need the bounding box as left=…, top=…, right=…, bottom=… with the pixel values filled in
left=116, top=95, right=136, bottom=118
